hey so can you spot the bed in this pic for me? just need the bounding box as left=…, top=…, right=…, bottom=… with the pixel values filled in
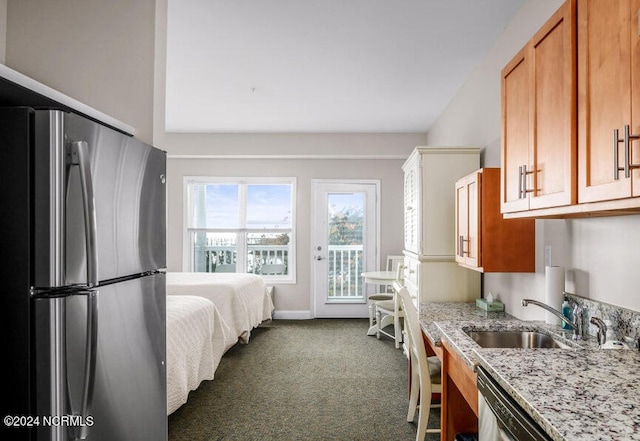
left=166, top=272, right=274, bottom=344
left=165, top=272, right=274, bottom=414
left=166, top=295, right=235, bottom=415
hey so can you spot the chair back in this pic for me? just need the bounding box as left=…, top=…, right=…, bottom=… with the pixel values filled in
left=387, top=255, right=405, bottom=271
left=386, top=255, right=405, bottom=292
left=396, top=285, right=428, bottom=372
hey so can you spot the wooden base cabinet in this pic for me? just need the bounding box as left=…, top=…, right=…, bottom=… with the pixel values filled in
left=455, top=168, right=535, bottom=272
left=422, top=337, right=478, bottom=441
left=442, top=341, right=478, bottom=440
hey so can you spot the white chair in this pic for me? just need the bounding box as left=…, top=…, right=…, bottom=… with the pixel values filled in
left=375, top=260, right=406, bottom=348
left=396, top=284, right=441, bottom=440
left=368, top=255, right=405, bottom=334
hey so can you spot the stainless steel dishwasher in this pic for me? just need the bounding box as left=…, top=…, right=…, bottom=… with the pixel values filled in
left=476, top=366, right=552, bottom=441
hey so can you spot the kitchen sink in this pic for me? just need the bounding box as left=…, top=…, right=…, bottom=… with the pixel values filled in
left=465, top=330, right=570, bottom=349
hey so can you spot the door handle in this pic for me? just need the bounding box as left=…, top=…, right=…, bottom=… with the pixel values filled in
left=69, top=141, right=98, bottom=287
left=67, top=290, right=99, bottom=440
left=314, top=255, right=325, bottom=261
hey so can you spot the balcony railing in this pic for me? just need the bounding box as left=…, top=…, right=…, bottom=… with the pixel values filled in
left=326, top=245, right=364, bottom=299
left=194, top=244, right=365, bottom=298
left=195, top=244, right=289, bottom=275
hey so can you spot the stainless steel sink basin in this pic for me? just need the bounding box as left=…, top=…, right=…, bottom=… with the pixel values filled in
left=465, top=330, right=568, bottom=349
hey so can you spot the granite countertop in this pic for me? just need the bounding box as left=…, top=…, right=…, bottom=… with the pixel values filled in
left=419, top=301, right=640, bottom=441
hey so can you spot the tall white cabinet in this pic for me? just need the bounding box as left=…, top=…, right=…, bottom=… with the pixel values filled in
left=402, top=147, right=481, bottom=303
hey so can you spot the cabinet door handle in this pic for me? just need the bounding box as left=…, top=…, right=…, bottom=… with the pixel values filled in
left=459, top=235, right=470, bottom=256
left=614, top=128, right=624, bottom=180
left=613, top=126, right=640, bottom=180
left=624, top=125, right=640, bottom=178
left=518, top=165, right=524, bottom=199
left=521, top=164, right=535, bottom=197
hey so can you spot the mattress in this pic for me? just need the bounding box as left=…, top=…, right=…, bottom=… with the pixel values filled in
left=166, top=295, right=234, bottom=415
left=166, top=272, right=274, bottom=344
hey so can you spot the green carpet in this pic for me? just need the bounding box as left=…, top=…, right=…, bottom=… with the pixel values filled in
left=168, top=319, right=440, bottom=441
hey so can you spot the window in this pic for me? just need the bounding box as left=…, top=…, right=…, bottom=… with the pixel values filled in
left=184, top=177, right=296, bottom=282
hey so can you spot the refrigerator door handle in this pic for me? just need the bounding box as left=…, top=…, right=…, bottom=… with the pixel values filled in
left=67, top=290, right=99, bottom=441
left=69, top=141, right=99, bottom=287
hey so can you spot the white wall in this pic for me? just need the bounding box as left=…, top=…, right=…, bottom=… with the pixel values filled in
left=167, top=150, right=415, bottom=317
left=4, top=0, right=156, bottom=144
left=152, top=0, right=423, bottom=316
left=0, top=0, right=6, bottom=63
left=426, top=0, right=640, bottom=320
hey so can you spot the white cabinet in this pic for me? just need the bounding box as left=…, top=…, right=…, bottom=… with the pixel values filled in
left=401, top=147, right=481, bottom=303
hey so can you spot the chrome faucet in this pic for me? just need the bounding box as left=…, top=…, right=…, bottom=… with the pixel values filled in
left=590, top=317, right=607, bottom=346
left=521, top=298, right=583, bottom=340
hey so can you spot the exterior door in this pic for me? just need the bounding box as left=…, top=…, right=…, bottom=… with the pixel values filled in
left=311, top=180, right=379, bottom=318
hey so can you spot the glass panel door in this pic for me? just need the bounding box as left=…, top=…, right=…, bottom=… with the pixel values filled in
left=312, top=180, right=378, bottom=318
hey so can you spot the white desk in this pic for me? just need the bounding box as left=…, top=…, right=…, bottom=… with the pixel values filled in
left=361, top=271, right=397, bottom=336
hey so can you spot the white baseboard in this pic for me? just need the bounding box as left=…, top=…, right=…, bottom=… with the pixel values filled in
left=272, top=310, right=313, bottom=320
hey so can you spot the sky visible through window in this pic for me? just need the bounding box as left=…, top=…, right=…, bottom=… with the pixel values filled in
left=328, top=193, right=363, bottom=218
left=198, top=183, right=292, bottom=229
left=247, top=184, right=292, bottom=229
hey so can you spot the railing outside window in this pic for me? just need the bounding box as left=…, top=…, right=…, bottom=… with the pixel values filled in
left=195, top=243, right=364, bottom=298
left=195, top=243, right=289, bottom=275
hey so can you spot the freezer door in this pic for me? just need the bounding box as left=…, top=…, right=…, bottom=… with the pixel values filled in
left=33, top=274, right=167, bottom=441
left=34, top=110, right=166, bottom=288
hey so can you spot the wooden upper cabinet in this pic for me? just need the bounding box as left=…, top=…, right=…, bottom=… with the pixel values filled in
left=578, top=0, right=640, bottom=202
left=501, top=0, right=577, bottom=214
left=634, top=0, right=640, bottom=197
left=456, top=168, right=535, bottom=273
left=455, top=171, right=478, bottom=269
left=501, top=47, right=531, bottom=213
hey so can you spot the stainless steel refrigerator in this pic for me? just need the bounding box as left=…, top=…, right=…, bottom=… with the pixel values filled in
left=1, top=107, right=167, bottom=440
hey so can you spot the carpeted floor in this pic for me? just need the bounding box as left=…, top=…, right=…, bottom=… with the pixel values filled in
left=168, top=319, right=440, bottom=441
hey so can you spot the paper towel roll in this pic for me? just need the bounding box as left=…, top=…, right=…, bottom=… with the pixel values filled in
left=545, top=266, right=565, bottom=325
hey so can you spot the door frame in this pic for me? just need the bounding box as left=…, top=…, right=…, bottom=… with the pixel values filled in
left=310, top=179, right=380, bottom=318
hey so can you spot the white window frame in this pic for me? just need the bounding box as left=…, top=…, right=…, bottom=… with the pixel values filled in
left=183, top=176, right=297, bottom=284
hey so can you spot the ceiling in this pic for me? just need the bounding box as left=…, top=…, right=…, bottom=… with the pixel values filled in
left=165, top=0, right=525, bottom=134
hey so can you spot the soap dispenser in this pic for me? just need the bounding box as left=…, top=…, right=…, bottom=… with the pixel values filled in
left=561, top=297, right=572, bottom=330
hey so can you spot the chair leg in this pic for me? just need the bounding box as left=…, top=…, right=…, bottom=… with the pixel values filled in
left=368, top=301, right=375, bottom=328
left=415, top=383, right=431, bottom=441
left=415, top=378, right=440, bottom=440
left=394, top=315, right=402, bottom=349
left=407, top=359, right=420, bottom=422
left=376, top=308, right=382, bottom=339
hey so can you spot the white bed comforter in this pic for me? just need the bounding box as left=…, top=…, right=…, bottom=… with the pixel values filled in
left=166, top=272, right=274, bottom=344
left=166, top=295, right=234, bottom=415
